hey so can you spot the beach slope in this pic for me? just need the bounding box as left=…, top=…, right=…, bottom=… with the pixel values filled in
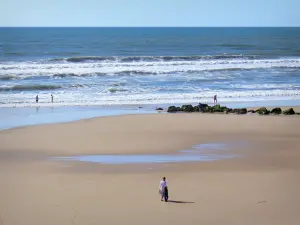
left=1, top=113, right=300, bottom=225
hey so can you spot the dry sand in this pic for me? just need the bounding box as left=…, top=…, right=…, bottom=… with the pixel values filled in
left=1, top=111, right=300, bottom=225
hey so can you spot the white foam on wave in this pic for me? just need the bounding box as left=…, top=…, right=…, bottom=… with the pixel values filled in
left=1, top=57, right=300, bottom=107
left=2, top=89, right=300, bottom=108
left=229, top=83, right=300, bottom=89
left=1, top=58, right=300, bottom=78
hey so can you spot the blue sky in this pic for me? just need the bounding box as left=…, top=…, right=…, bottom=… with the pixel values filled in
left=1, top=0, right=299, bottom=27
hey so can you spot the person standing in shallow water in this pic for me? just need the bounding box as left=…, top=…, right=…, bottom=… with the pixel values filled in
left=214, top=95, right=217, bottom=105
left=159, top=177, right=168, bottom=201
left=51, top=94, right=53, bottom=103
left=36, top=95, right=39, bottom=103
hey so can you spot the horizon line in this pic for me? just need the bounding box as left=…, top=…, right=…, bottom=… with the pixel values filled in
left=1, top=26, right=300, bottom=28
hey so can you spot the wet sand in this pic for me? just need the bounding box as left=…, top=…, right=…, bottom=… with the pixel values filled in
left=1, top=112, right=300, bottom=225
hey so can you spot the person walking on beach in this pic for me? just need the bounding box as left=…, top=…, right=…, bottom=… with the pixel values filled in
left=213, top=95, right=217, bottom=104
left=36, top=95, right=39, bottom=103
left=51, top=94, right=53, bottom=103
left=159, top=177, right=168, bottom=201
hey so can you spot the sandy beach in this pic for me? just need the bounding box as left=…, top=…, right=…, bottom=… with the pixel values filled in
left=1, top=111, right=300, bottom=225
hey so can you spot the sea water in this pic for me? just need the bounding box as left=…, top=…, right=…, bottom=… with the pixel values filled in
left=1, top=27, right=300, bottom=107
left=1, top=28, right=300, bottom=128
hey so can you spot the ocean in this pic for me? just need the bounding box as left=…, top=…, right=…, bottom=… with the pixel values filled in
left=1, top=27, right=300, bottom=109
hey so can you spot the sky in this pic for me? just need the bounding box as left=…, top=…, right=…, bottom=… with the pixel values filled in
left=1, top=0, right=300, bottom=27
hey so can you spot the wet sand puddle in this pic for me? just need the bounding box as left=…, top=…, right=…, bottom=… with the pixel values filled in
left=54, top=142, right=240, bottom=164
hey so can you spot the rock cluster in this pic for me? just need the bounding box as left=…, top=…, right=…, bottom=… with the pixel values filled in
left=166, top=104, right=299, bottom=115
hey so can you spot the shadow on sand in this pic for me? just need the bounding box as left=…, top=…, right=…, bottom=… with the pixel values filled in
left=167, top=200, right=195, bottom=204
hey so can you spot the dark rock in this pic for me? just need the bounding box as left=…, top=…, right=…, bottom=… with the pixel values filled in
left=167, top=103, right=248, bottom=115
left=222, top=106, right=230, bottom=111
left=256, top=107, right=270, bottom=115
left=226, top=108, right=233, bottom=113
left=238, top=108, right=247, bottom=114
left=156, top=107, right=163, bottom=111
left=212, top=104, right=223, bottom=112
left=223, top=108, right=230, bottom=114
left=248, top=109, right=255, bottom=113
left=224, top=107, right=233, bottom=114
left=270, top=107, right=282, bottom=114
left=181, top=104, right=194, bottom=112
left=167, top=106, right=178, bottom=113
left=199, top=103, right=208, bottom=108
left=296, top=112, right=300, bottom=115
left=198, top=103, right=209, bottom=112
left=193, top=106, right=199, bottom=112
left=221, top=106, right=229, bottom=112
left=205, top=106, right=214, bottom=113
left=211, top=104, right=231, bottom=113
left=233, top=108, right=247, bottom=114
left=283, top=108, right=295, bottom=115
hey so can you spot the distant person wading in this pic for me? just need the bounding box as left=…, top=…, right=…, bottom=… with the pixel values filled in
left=214, top=95, right=217, bottom=104
left=36, top=95, right=39, bottom=103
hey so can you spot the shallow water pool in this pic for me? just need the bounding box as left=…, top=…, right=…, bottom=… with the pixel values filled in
left=54, top=143, right=237, bottom=164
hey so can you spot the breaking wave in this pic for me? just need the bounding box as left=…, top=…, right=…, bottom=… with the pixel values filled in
left=0, top=84, right=62, bottom=92
left=0, top=75, right=18, bottom=80
left=1, top=55, right=300, bottom=107
left=52, top=55, right=259, bottom=63
left=1, top=57, right=299, bottom=79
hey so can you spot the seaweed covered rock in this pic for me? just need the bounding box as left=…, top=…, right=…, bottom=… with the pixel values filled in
left=270, top=107, right=282, bottom=114
left=181, top=104, right=194, bottom=112
left=283, top=108, right=295, bottom=115
left=167, top=103, right=248, bottom=115
left=248, top=109, right=255, bottom=113
left=212, top=104, right=222, bottom=112
left=167, top=106, right=178, bottom=113
left=226, top=108, right=233, bottom=113
left=233, top=108, right=247, bottom=114
left=198, top=103, right=209, bottom=112
left=156, top=107, right=163, bottom=111
left=256, top=107, right=270, bottom=115
left=199, top=103, right=208, bottom=108
left=212, top=104, right=228, bottom=112
left=238, top=108, right=247, bottom=114
left=193, top=106, right=200, bottom=112
left=205, top=106, right=214, bottom=113
left=200, top=104, right=232, bottom=113
left=221, top=106, right=230, bottom=112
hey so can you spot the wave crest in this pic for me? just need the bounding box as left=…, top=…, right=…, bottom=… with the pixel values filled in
left=0, top=84, right=62, bottom=92
left=0, top=75, right=18, bottom=80
left=50, top=55, right=258, bottom=63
